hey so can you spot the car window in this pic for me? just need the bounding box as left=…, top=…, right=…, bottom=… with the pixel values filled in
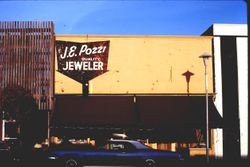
left=102, top=142, right=135, bottom=151
left=111, top=143, right=124, bottom=151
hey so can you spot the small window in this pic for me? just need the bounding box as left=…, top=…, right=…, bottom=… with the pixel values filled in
left=110, top=143, right=125, bottom=151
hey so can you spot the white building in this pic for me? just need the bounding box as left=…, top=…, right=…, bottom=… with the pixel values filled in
left=203, top=24, right=248, bottom=159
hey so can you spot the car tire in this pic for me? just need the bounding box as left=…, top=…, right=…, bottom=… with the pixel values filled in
left=65, top=158, right=79, bottom=167
left=144, top=159, right=156, bottom=167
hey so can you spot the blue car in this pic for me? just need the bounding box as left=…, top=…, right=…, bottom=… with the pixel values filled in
left=46, top=139, right=183, bottom=167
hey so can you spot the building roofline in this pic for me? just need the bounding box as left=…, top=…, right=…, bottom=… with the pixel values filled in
left=55, top=34, right=213, bottom=38
left=202, top=23, right=247, bottom=36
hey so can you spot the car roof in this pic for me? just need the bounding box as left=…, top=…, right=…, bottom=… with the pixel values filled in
left=108, top=139, right=135, bottom=142
left=108, top=139, right=142, bottom=143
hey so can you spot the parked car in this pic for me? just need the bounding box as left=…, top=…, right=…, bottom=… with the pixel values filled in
left=5, top=138, right=23, bottom=162
left=46, top=139, right=183, bottom=167
left=0, top=140, right=12, bottom=165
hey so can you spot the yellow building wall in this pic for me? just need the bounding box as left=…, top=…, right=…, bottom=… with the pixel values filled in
left=55, top=35, right=213, bottom=94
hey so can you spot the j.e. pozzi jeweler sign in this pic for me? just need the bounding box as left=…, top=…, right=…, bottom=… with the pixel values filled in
left=56, top=40, right=110, bottom=83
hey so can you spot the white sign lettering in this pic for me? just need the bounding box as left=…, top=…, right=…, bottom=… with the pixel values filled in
left=62, top=61, right=104, bottom=71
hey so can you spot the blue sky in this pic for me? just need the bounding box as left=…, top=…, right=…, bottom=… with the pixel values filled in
left=0, top=0, right=247, bottom=35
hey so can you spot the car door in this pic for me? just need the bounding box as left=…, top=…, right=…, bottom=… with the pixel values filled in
left=111, top=141, right=139, bottom=166
left=93, top=141, right=126, bottom=166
